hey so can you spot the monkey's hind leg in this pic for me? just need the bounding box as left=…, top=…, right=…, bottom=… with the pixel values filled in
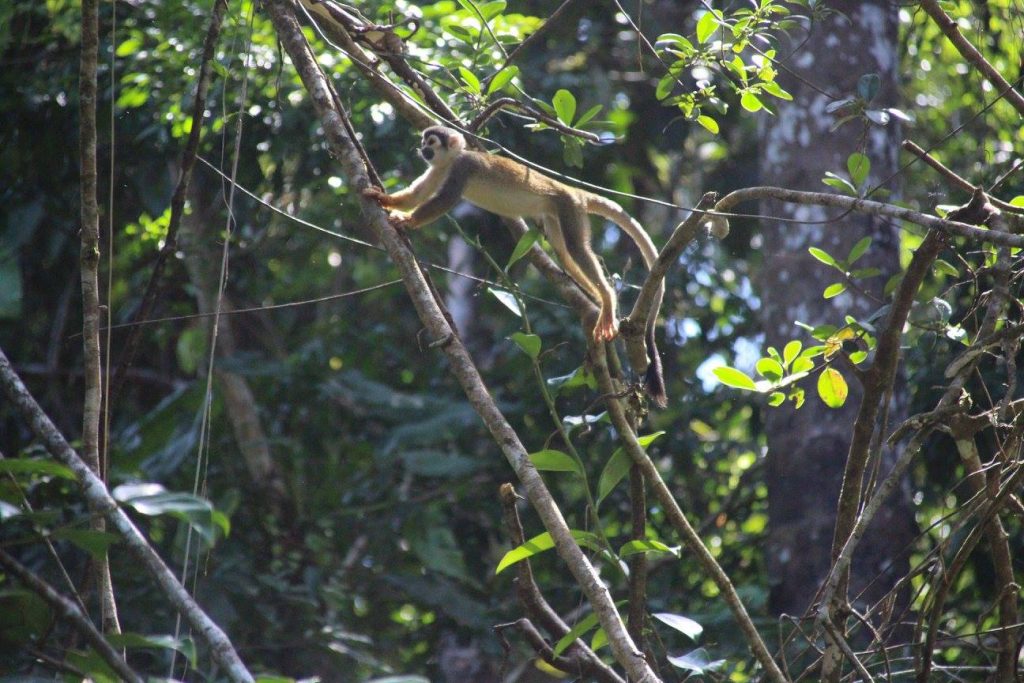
left=549, top=201, right=619, bottom=343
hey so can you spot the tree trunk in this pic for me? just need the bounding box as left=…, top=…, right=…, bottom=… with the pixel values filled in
left=758, top=1, right=916, bottom=632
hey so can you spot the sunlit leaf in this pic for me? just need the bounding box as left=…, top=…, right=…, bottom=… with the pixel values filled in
left=488, top=287, right=522, bottom=316
left=496, top=530, right=600, bottom=574
left=552, top=89, right=577, bottom=125
left=696, top=11, right=719, bottom=44
left=823, top=282, right=846, bottom=299
left=808, top=247, right=838, bottom=267
left=696, top=115, right=720, bottom=134
left=487, top=65, right=518, bottom=95
left=847, top=153, right=870, bottom=187
left=653, top=612, right=703, bottom=640
left=510, top=332, right=541, bottom=359
left=457, top=67, right=481, bottom=95
left=713, top=366, right=757, bottom=390
left=817, top=367, right=848, bottom=408
left=755, top=357, right=784, bottom=380
left=528, top=449, right=581, bottom=475
left=619, top=539, right=680, bottom=558
left=782, top=340, right=802, bottom=367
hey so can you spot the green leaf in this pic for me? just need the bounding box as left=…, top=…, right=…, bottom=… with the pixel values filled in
left=696, top=114, right=720, bottom=134
left=574, top=103, right=604, bottom=128
left=823, top=282, right=847, bottom=299
left=487, top=287, right=522, bottom=316
left=478, top=0, right=506, bottom=21
left=847, top=236, right=872, bottom=264
left=510, top=332, right=541, bottom=359
left=933, top=259, right=959, bottom=277
left=591, top=627, right=608, bottom=651
left=668, top=647, right=727, bottom=673
left=51, top=529, right=119, bottom=559
left=619, top=539, right=680, bottom=558
left=822, top=172, right=857, bottom=195
left=847, top=153, right=870, bottom=187
left=808, top=247, right=838, bottom=267
left=782, top=340, right=802, bottom=367
left=506, top=229, right=539, bottom=267
left=1010, top=195, right=1024, bottom=208
left=739, top=91, right=763, bottom=112
left=817, top=367, right=848, bottom=408
left=656, top=74, right=676, bottom=101
left=529, top=449, right=581, bottom=475
left=487, top=65, right=518, bottom=95
left=597, top=447, right=631, bottom=505
left=107, top=633, right=197, bottom=666
left=755, top=357, right=784, bottom=380
left=114, top=486, right=229, bottom=544
left=760, top=80, right=793, bottom=100
left=696, top=11, right=719, bottom=44
left=552, top=89, right=577, bottom=125
left=637, top=431, right=665, bottom=448
left=496, top=530, right=600, bottom=574
left=0, top=458, right=76, bottom=480
left=115, top=38, right=142, bottom=57
left=791, top=356, right=815, bottom=375
left=553, top=611, right=601, bottom=657
left=768, top=391, right=786, bottom=406
left=653, top=612, right=703, bottom=640
left=457, top=67, right=481, bottom=95
left=713, top=366, right=757, bottom=390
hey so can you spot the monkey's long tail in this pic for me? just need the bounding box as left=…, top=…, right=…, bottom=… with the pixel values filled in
left=585, top=195, right=667, bottom=408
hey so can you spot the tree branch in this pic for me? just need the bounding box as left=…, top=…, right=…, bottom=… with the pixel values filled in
left=917, top=0, right=1024, bottom=117
left=263, top=3, right=657, bottom=679
left=0, top=549, right=142, bottom=683
left=0, top=348, right=254, bottom=683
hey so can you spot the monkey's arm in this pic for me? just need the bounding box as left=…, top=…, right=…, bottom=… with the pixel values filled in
left=363, top=166, right=444, bottom=211
left=403, top=160, right=470, bottom=228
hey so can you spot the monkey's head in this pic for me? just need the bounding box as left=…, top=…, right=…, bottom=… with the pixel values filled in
left=419, top=126, right=466, bottom=166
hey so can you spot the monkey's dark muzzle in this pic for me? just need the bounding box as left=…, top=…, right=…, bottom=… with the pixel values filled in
left=420, top=147, right=434, bottom=161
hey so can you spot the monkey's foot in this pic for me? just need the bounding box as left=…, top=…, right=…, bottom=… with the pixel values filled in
left=389, top=211, right=416, bottom=230
left=592, top=314, right=619, bottom=343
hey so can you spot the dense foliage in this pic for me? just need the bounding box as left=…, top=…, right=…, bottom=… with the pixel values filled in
left=1, top=1, right=1022, bottom=681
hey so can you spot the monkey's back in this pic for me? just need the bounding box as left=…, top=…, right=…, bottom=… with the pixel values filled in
left=459, top=152, right=572, bottom=219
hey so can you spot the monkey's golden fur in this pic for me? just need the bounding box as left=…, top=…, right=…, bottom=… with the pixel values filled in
left=364, top=126, right=668, bottom=406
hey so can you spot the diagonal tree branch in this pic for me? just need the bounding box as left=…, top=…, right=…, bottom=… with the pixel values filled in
left=262, top=2, right=658, bottom=679
left=0, top=549, right=142, bottom=683
left=0, top=348, right=254, bottom=683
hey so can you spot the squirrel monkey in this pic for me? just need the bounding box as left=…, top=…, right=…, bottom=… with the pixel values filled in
left=364, top=126, right=684, bottom=406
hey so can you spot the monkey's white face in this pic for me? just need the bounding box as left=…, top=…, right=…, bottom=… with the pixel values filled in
left=418, top=132, right=447, bottom=165
left=418, top=127, right=465, bottom=167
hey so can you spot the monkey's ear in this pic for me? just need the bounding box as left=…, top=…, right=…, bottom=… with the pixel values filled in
left=447, top=131, right=467, bottom=152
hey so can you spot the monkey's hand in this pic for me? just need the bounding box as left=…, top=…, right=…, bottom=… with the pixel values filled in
left=362, top=186, right=393, bottom=207
left=592, top=309, right=619, bottom=343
